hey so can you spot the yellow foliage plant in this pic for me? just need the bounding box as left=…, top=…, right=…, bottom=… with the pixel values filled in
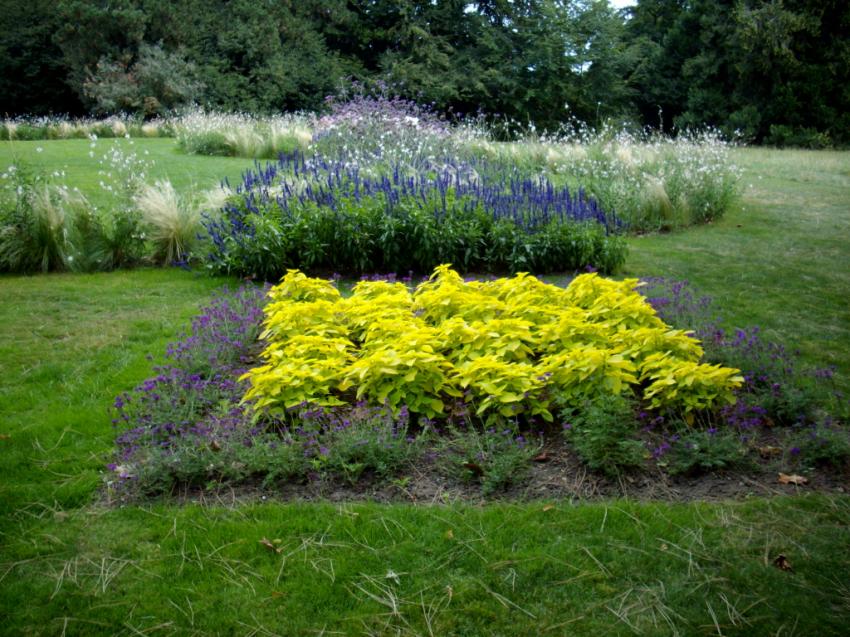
left=241, top=267, right=743, bottom=421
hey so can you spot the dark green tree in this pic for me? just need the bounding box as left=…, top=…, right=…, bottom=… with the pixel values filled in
left=54, top=0, right=148, bottom=106
left=0, top=0, right=83, bottom=115
left=83, top=43, right=204, bottom=116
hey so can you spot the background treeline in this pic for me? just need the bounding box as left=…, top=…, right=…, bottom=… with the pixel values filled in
left=1, top=0, right=847, bottom=146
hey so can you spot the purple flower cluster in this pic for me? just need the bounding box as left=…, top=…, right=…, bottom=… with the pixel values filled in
left=165, top=283, right=270, bottom=375
left=640, top=277, right=719, bottom=340
left=109, top=284, right=269, bottom=484
left=112, top=367, right=248, bottom=462
left=207, top=151, right=616, bottom=244
left=639, top=277, right=824, bottom=426
left=315, top=92, right=450, bottom=143
left=201, top=149, right=626, bottom=279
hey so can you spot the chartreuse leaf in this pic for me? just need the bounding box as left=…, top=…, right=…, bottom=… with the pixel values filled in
left=242, top=267, right=742, bottom=419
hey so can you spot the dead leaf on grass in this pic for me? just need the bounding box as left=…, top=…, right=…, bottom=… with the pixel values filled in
left=542, top=505, right=555, bottom=512
left=0, top=434, right=10, bottom=440
left=778, top=473, right=808, bottom=486
left=463, top=462, right=484, bottom=476
left=758, top=446, right=782, bottom=458
left=772, top=554, right=793, bottom=572
left=532, top=451, right=551, bottom=462
left=445, top=529, right=454, bottom=540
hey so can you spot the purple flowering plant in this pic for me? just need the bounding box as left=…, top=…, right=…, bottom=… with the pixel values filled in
left=109, top=283, right=435, bottom=495
left=110, top=283, right=273, bottom=493
left=636, top=277, right=848, bottom=472
left=290, top=401, right=427, bottom=485
left=313, top=89, right=453, bottom=167
left=202, top=148, right=625, bottom=279
left=640, top=277, right=835, bottom=426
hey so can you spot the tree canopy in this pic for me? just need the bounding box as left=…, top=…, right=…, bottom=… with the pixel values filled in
left=1, top=0, right=846, bottom=145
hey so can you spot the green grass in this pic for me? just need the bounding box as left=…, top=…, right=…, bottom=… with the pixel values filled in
left=4, top=497, right=848, bottom=635
left=622, top=147, right=850, bottom=392
left=1, top=142, right=849, bottom=634
left=0, top=270, right=232, bottom=513
left=1, top=138, right=254, bottom=209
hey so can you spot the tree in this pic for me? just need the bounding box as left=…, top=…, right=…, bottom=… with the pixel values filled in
left=54, top=0, right=148, bottom=105
left=83, top=43, right=204, bottom=116
left=0, top=0, right=82, bottom=115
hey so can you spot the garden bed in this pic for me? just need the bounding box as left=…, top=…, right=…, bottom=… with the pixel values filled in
left=105, top=270, right=850, bottom=504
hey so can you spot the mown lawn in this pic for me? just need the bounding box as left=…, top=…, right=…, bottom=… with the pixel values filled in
left=1, top=142, right=848, bottom=635
left=0, top=138, right=254, bottom=210
left=624, top=147, right=850, bottom=393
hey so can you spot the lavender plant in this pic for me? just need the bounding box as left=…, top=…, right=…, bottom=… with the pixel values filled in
left=640, top=278, right=845, bottom=432
left=436, top=424, right=542, bottom=495
left=290, top=403, right=426, bottom=484
left=164, top=283, right=269, bottom=375
left=110, top=284, right=271, bottom=493
left=785, top=421, right=850, bottom=469
left=661, top=428, right=750, bottom=475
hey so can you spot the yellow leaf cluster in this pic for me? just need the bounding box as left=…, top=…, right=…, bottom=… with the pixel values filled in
left=242, top=266, right=743, bottom=419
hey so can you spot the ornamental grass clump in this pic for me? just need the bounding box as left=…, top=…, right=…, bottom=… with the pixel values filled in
left=465, top=126, right=741, bottom=232
left=0, top=115, right=170, bottom=141
left=134, top=180, right=201, bottom=264
left=242, top=266, right=743, bottom=424
left=0, top=165, right=115, bottom=273
left=173, top=109, right=312, bottom=158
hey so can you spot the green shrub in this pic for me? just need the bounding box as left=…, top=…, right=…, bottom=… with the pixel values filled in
left=662, top=429, right=750, bottom=475
left=437, top=425, right=541, bottom=495
left=83, top=43, right=203, bottom=117
left=766, top=125, right=832, bottom=150
left=560, top=394, right=646, bottom=476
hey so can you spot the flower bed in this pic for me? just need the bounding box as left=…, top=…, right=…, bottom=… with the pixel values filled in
left=203, top=154, right=626, bottom=278
left=108, top=271, right=849, bottom=498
